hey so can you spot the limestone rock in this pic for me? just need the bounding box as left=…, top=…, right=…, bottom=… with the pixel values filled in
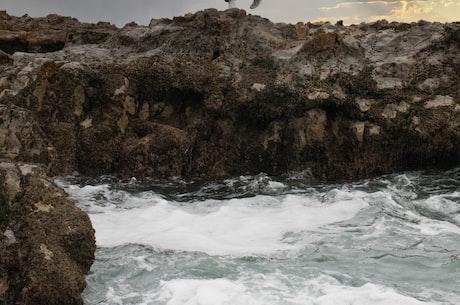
left=0, top=104, right=54, bottom=164
left=0, top=12, right=116, bottom=54
left=0, top=10, right=459, bottom=182
left=0, top=162, right=95, bottom=305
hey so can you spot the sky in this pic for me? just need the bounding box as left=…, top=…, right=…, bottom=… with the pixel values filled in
left=2, top=0, right=459, bottom=27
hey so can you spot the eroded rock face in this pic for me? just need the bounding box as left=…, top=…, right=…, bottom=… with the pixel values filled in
left=1, top=10, right=460, bottom=182
left=0, top=163, right=95, bottom=305
left=0, top=12, right=100, bottom=303
left=0, top=10, right=116, bottom=54
left=0, top=104, right=55, bottom=164
left=0, top=9, right=459, bottom=304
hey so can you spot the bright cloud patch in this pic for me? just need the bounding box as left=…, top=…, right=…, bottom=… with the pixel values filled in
left=317, top=0, right=460, bottom=24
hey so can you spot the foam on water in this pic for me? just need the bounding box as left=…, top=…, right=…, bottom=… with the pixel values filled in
left=56, top=170, right=460, bottom=305
left=154, top=279, right=249, bottom=305
left=122, top=274, right=437, bottom=305
left=85, top=193, right=368, bottom=255
left=405, top=211, right=460, bottom=236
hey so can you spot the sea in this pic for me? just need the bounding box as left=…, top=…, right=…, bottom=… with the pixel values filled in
left=56, top=167, right=460, bottom=305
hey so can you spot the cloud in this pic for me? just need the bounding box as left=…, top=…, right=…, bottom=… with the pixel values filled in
left=317, top=0, right=460, bottom=24
left=2, top=0, right=459, bottom=26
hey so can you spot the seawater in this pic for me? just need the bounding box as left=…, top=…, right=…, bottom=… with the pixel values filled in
left=56, top=168, right=460, bottom=305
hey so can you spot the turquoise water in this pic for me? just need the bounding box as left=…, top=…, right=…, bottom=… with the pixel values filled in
left=57, top=169, right=460, bottom=305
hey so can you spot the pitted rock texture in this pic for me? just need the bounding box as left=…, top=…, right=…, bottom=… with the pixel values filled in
left=0, top=163, right=95, bottom=305
left=1, top=10, right=460, bottom=182
left=0, top=10, right=116, bottom=54
left=0, top=104, right=55, bottom=164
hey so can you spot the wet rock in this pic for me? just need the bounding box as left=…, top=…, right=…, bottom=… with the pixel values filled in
left=0, top=163, right=95, bottom=305
left=0, top=13, right=96, bottom=302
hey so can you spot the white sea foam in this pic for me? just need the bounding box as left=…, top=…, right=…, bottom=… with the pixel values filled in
left=60, top=183, right=166, bottom=212
left=406, top=215, right=460, bottom=236
left=400, top=208, right=460, bottom=236
left=155, top=279, right=251, bottom=305
left=299, top=276, right=436, bottom=305
left=87, top=193, right=368, bottom=255
left=59, top=175, right=460, bottom=305
left=151, top=274, right=436, bottom=305
left=415, top=192, right=460, bottom=223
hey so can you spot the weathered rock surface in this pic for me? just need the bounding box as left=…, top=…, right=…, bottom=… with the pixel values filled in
left=1, top=9, right=460, bottom=182
left=0, top=104, right=55, bottom=164
left=0, top=8, right=459, bottom=305
left=0, top=11, right=101, bottom=305
left=0, top=10, right=116, bottom=54
left=0, top=162, right=95, bottom=305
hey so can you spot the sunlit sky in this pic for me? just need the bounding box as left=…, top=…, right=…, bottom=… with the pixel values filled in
left=2, top=0, right=459, bottom=26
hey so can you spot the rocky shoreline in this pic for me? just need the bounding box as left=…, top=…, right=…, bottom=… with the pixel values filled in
left=0, top=162, right=95, bottom=305
left=1, top=9, right=460, bottom=304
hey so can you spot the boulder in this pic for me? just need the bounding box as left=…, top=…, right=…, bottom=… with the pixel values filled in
left=0, top=163, right=95, bottom=305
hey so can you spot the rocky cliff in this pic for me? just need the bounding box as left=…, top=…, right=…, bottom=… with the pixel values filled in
left=2, top=9, right=460, bottom=181
left=0, top=8, right=460, bottom=303
left=0, top=12, right=100, bottom=305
